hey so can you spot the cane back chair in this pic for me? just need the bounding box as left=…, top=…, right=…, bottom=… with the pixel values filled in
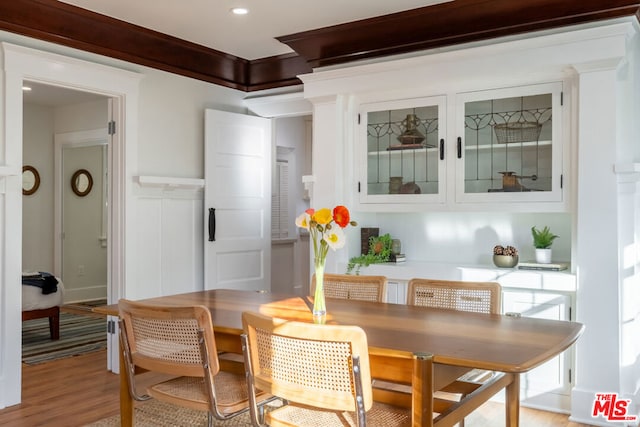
left=406, top=279, right=503, bottom=427
left=240, top=310, right=435, bottom=427
left=406, top=278, right=502, bottom=314
left=311, top=273, right=388, bottom=302
left=118, top=299, right=274, bottom=426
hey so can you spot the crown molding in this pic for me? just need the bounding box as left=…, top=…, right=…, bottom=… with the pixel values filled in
left=277, top=0, right=640, bottom=68
left=0, top=0, right=306, bottom=91
left=1, top=0, right=638, bottom=92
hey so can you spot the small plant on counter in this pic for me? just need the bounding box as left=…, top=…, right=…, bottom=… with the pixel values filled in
left=346, top=233, right=393, bottom=275
left=531, top=226, right=558, bottom=249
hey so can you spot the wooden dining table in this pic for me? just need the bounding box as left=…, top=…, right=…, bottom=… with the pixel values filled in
left=95, top=288, right=584, bottom=427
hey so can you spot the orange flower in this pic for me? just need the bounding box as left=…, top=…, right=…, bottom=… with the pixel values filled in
left=333, top=205, right=350, bottom=228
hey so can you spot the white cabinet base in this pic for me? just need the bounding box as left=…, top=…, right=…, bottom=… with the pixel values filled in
left=338, top=261, right=576, bottom=413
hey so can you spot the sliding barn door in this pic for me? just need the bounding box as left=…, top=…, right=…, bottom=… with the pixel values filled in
left=204, top=110, right=271, bottom=291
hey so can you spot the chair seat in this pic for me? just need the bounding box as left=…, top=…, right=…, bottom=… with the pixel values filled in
left=149, top=371, right=269, bottom=416
left=266, top=401, right=412, bottom=427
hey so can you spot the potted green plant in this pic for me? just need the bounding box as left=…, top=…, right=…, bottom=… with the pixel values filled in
left=346, top=233, right=393, bottom=274
left=531, top=226, right=558, bottom=264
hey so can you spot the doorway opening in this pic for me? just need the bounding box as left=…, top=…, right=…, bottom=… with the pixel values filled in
left=56, top=129, right=109, bottom=303
left=2, top=42, right=142, bottom=407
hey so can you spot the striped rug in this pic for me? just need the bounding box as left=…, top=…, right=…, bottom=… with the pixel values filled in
left=22, top=312, right=107, bottom=365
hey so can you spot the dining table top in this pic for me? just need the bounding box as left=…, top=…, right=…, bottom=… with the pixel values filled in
left=96, top=288, right=584, bottom=374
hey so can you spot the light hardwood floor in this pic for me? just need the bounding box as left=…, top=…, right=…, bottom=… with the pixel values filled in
left=0, top=349, right=594, bottom=426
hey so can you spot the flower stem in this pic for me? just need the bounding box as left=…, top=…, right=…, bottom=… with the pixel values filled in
left=313, top=256, right=326, bottom=323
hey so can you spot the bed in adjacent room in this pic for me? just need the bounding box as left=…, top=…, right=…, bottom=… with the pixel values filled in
left=22, top=272, right=65, bottom=340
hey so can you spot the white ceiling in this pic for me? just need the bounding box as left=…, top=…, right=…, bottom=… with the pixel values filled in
left=57, top=0, right=450, bottom=60
left=22, top=81, right=107, bottom=107
left=26, top=1, right=449, bottom=105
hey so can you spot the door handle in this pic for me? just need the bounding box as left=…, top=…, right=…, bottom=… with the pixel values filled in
left=439, top=138, right=445, bottom=160
left=457, top=137, right=462, bottom=159
left=208, top=208, right=216, bottom=241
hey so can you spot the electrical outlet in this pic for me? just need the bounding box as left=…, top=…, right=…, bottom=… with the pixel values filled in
left=78, top=265, right=85, bottom=276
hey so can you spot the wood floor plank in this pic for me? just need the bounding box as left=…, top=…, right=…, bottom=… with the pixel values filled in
left=1, top=351, right=120, bottom=427
left=0, top=349, right=594, bottom=426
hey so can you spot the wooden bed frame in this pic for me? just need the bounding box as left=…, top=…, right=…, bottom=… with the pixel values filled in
left=22, top=306, right=60, bottom=340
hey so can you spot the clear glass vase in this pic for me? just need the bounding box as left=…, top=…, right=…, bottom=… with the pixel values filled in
left=313, top=257, right=326, bottom=324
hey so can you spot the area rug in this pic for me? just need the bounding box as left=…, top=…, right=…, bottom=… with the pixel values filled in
left=84, top=400, right=253, bottom=427
left=22, top=312, right=107, bottom=365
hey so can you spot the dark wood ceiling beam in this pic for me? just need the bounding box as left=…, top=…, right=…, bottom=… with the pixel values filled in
left=0, top=0, right=638, bottom=92
left=246, top=53, right=310, bottom=92
left=0, top=0, right=267, bottom=91
left=277, top=0, right=640, bottom=68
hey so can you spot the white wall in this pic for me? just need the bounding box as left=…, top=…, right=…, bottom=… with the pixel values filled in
left=53, top=99, right=109, bottom=303
left=619, top=31, right=640, bottom=411
left=55, top=99, right=108, bottom=133
left=127, top=71, right=248, bottom=300
left=61, top=144, right=107, bottom=302
left=270, top=116, right=312, bottom=295
left=349, top=211, right=571, bottom=269
left=614, top=28, right=640, bottom=420
left=23, top=99, right=108, bottom=290
left=569, top=28, right=640, bottom=426
left=137, top=70, right=247, bottom=178
left=22, top=104, right=54, bottom=272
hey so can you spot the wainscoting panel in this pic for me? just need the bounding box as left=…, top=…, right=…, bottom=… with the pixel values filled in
left=160, top=198, right=204, bottom=296
left=133, top=187, right=204, bottom=299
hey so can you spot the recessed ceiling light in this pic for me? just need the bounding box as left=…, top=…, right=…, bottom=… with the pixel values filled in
left=230, top=7, right=248, bottom=15
left=22, top=86, right=32, bottom=91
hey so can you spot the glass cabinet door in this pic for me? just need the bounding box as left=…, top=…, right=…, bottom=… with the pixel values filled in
left=359, top=96, right=446, bottom=204
left=456, top=83, right=563, bottom=203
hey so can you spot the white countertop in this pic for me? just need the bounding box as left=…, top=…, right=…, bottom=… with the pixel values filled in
left=339, top=261, right=576, bottom=293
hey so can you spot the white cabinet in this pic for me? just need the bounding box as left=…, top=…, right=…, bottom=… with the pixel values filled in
left=460, top=265, right=575, bottom=411
left=455, top=82, right=564, bottom=204
left=386, top=279, right=408, bottom=304
left=502, top=288, right=574, bottom=411
left=356, top=262, right=577, bottom=412
left=356, top=82, right=566, bottom=211
left=358, top=96, right=447, bottom=205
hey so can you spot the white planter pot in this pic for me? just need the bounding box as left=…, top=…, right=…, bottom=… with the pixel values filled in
left=535, top=248, right=552, bottom=264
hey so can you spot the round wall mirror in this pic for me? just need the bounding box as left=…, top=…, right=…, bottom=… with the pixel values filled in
left=71, top=169, right=93, bottom=197
left=22, top=165, right=40, bottom=196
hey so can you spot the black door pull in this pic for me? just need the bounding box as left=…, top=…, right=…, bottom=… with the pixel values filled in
left=208, top=208, right=216, bottom=241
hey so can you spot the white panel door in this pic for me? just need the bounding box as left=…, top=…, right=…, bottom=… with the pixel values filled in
left=204, top=110, right=271, bottom=291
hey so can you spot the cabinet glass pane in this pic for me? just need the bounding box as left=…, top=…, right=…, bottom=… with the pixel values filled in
left=367, top=105, right=439, bottom=196
left=464, top=93, right=552, bottom=194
